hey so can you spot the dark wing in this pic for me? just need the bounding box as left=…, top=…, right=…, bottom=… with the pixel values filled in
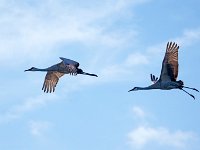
left=160, top=42, right=179, bottom=81
left=50, top=62, right=78, bottom=75
left=59, top=57, right=79, bottom=68
left=42, top=71, right=64, bottom=93
left=150, top=74, right=158, bottom=83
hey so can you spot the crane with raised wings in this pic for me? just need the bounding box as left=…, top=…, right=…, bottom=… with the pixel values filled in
left=128, top=42, right=199, bottom=99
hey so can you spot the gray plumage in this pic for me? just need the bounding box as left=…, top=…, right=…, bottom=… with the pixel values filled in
left=128, top=42, right=199, bottom=99
left=25, top=57, right=98, bottom=93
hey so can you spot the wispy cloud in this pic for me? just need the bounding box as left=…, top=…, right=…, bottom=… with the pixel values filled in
left=0, top=94, right=58, bottom=123
left=29, top=120, right=52, bottom=137
left=0, top=0, right=149, bottom=67
left=174, top=28, right=200, bottom=46
left=128, top=126, right=196, bottom=149
left=125, top=53, right=149, bottom=67
left=128, top=106, right=198, bottom=149
left=108, top=0, right=151, bottom=12
left=132, top=106, right=146, bottom=118
left=147, top=28, right=200, bottom=56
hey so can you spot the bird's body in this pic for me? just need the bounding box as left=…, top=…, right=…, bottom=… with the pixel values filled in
left=25, top=57, right=98, bottom=93
left=129, top=42, right=199, bottom=99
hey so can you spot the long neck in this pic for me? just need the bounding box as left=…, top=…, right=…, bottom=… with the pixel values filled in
left=137, top=83, right=160, bottom=90
left=32, top=68, right=49, bottom=71
left=136, top=86, right=154, bottom=90
left=25, top=66, right=58, bottom=72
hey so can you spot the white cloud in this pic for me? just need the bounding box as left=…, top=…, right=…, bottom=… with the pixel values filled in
left=29, top=120, right=52, bottom=137
left=0, top=94, right=58, bottom=123
left=147, top=28, right=200, bottom=57
left=128, top=106, right=198, bottom=149
left=132, top=106, right=146, bottom=118
left=174, top=28, right=200, bottom=46
left=128, top=126, right=196, bottom=149
left=125, top=53, right=149, bottom=67
left=111, top=0, right=151, bottom=11
left=100, top=65, right=130, bottom=81
left=0, top=0, right=148, bottom=67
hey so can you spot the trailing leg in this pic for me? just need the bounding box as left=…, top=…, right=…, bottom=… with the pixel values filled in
left=182, top=86, right=199, bottom=92
left=179, top=88, right=195, bottom=99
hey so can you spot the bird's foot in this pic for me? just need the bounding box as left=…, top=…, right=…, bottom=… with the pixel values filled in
left=190, top=94, right=195, bottom=100
left=193, top=88, right=199, bottom=92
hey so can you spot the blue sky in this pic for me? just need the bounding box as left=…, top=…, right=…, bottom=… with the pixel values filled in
left=0, top=0, right=200, bottom=150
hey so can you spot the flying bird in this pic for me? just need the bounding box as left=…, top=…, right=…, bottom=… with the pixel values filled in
left=128, top=42, right=199, bottom=99
left=25, top=57, right=98, bottom=93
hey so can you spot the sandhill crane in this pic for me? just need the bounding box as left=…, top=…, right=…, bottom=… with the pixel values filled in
left=25, top=57, right=98, bottom=93
left=128, top=42, right=199, bottom=99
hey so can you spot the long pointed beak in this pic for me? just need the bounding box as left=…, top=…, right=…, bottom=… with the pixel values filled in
left=24, top=69, right=30, bottom=72
left=82, top=72, right=98, bottom=77
left=128, top=89, right=133, bottom=92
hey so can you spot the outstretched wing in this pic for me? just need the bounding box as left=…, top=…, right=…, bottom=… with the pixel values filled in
left=59, top=57, right=79, bottom=68
left=42, top=71, right=64, bottom=93
left=160, top=42, right=179, bottom=81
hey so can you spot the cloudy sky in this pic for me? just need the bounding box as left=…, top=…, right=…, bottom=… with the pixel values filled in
left=0, top=0, right=200, bottom=150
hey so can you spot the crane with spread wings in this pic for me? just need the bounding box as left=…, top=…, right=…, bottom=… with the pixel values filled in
left=25, top=57, right=98, bottom=93
left=128, top=42, right=199, bottom=99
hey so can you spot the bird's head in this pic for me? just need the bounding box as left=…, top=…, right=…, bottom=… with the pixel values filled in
left=77, top=69, right=83, bottom=74
left=128, top=87, right=139, bottom=92
left=24, top=67, right=37, bottom=72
